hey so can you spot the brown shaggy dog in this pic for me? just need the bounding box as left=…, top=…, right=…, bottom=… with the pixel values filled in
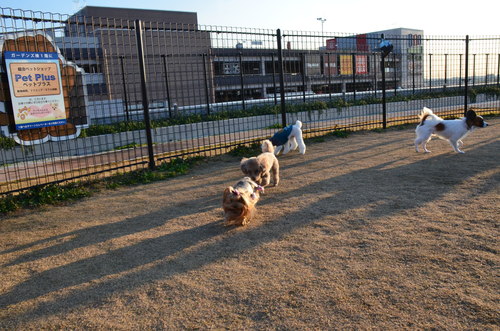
left=240, top=140, right=280, bottom=187
left=222, top=177, right=263, bottom=226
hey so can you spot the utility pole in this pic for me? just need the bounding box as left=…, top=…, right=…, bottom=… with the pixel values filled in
left=317, top=17, right=326, bottom=35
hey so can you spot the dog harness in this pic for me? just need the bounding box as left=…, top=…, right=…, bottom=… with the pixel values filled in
left=270, top=124, right=293, bottom=146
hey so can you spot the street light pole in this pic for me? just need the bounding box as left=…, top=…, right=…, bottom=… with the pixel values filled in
left=317, top=17, right=326, bottom=35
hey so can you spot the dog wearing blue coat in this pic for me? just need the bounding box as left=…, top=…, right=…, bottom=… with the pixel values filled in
left=267, top=120, right=306, bottom=155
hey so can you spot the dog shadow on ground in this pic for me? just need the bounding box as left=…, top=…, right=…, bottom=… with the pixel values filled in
left=1, top=137, right=498, bottom=325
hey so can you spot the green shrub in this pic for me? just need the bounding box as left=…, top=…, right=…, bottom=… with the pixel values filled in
left=228, top=143, right=262, bottom=157
left=0, top=183, right=92, bottom=214
left=0, top=156, right=205, bottom=215
left=77, top=87, right=499, bottom=140
left=0, top=136, right=16, bottom=149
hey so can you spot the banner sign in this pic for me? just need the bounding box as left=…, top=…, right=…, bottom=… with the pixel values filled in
left=326, top=38, right=337, bottom=50
left=340, top=55, right=353, bottom=75
left=323, top=54, right=337, bottom=75
left=5, top=51, right=67, bottom=130
left=355, top=55, right=368, bottom=74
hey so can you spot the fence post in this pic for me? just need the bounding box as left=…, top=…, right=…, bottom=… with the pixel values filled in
left=464, top=35, right=469, bottom=116
left=135, top=19, right=156, bottom=170
left=277, top=29, right=287, bottom=127
left=379, top=33, right=389, bottom=130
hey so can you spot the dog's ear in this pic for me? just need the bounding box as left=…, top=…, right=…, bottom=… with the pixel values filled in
left=223, top=187, right=233, bottom=202
left=240, top=158, right=248, bottom=173
left=466, top=110, right=477, bottom=121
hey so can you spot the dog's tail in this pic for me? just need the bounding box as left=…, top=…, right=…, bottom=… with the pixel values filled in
left=418, top=107, right=440, bottom=126
left=261, top=139, right=275, bottom=153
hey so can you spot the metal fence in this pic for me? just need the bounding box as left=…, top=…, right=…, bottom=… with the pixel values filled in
left=1, top=7, right=500, bottom=195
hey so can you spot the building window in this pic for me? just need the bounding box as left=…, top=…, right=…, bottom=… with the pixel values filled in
left=265, top=60, right=279, bottom=74
left=214, top=62, right=239, bottom=75
left=283, top=60, right=302, bottom=74
left=224, top=62, right=241, bottom=75
left=241, top=61, right=260, bottom=75
left=81, top=63, right=102, bottom=73
left=214, top=60, right=261, bottom=76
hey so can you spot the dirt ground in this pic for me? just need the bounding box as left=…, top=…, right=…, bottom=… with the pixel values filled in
left=1, top=118, right=499, bottom=330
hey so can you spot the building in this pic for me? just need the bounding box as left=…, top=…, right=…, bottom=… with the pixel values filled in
left=333, top=28, right=424, bottom=89
left=211, top=27, right=424, bottom=103
left=56, top=6, right=212, bottom=121
left=56, top=6, right=424, bottom=120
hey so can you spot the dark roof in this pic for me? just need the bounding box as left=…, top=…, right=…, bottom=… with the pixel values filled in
left=72, top=6, right=198, bottom=25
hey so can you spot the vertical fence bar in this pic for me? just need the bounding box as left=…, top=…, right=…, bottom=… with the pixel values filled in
left=119, top=56, right=130, bottom=121
left=497, top=54, right=500, bottom=86
left=202, top=53, right=210, bottom=115
left=393, top=53, right=397, bottom=96
left=302, top=53, right=306, bottom=103
left=464, top=35, right=469, bottom=115
left=271, top=53, right=277, bottom=105
left=373, top=52, right=377, bottom=98
left=444, top=54, right=448, bottom=89
left=352, top=53, right=356, bottom=100
left=277, top=29, right=287, bottom=127
left=459, top=54, right=463, bottom=88
left=135, top=19, right=155, bottom=170
left=327, top=53, right=332, bottom=100
left=381, top=53, right=387, bottom=129
left=485, top=53, right=489, bottom=86
left=239, top=52, right=245, bottom=110
left=412, top=53, right=415, bottom=94
left=161, top=54, right=172, bottom=118
left=429, top=53, right=432, bottom=92
left=472, top=53, right=476, bottom=86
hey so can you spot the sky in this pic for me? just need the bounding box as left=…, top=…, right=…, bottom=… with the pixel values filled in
left=1, top=0, right=499, bottom=36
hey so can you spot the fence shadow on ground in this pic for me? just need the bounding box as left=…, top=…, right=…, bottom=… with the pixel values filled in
left=0, top=135, right=498, bottom=325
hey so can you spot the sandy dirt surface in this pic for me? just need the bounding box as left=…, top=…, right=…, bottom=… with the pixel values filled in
left=1, top=118, right=499, bottom=329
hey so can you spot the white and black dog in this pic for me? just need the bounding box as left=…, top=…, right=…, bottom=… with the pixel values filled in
left=267, top=120, right=306, bottom=155
left=415, top=107, right=488, bottom=153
